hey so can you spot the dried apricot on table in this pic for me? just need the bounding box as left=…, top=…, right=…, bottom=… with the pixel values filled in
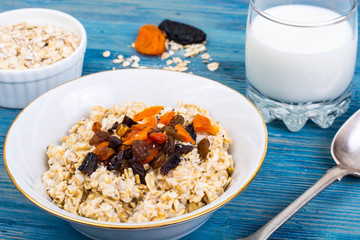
left=134, top=25, right=166, bottom=56
left=193, top=114, right=219, bottom=135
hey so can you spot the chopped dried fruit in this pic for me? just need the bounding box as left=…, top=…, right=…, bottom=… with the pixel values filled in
left=159, top=19, right=206, bottom=45
left=176, top=144, right=194, bottom=155
left=151, top=152, right=167, bottom=168
left=159, top=111, right=175, bottom=125
left=107, top=150, right=124, bottom=170
left=134, top=25, right=166, bottom=56
left=116, top=123, right=130, bottom=138
left=133, top=106, right=163, bottom=122
left=131, top=117, right=157, bottom=131
left=89, top=131, right=110, bottom=146
left=132, top=140, right=150, bottom=161
left=193, top=114, right=219, bottom=135
left=141, top=147, right=159, bottom=164
left=169, top=114, right=185, bottom=128
left=78, top=152, right=99, bottom=175
left=109, top=136, right=123, bottom=149
left=175, top=124, right=195, bottom=144
left=149, top=132, right=168, bottom=144
left=124, top=147, right=133, bottom=160
left=197, top=138, right=210, bottom=158
left=92, top=122, right=102, bottom=133
left=162, top=135, right=175, bottom=155
left=160, top=150, right=181, bottom=175
left=123, top=126, right=152, bottom=145
left=108, top=121, right=119, bottom=133
left=93, top=142, right=116, bottom=161
left=185, top=123, right=196, bottom=142
left=129, top=157, right=146, bottom=183
left=161, top=126, right=182, bottom=141
left=122, top=115, right=137, bottom=128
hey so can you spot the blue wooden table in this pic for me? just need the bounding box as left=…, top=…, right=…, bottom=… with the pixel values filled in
left=1, top=1, right=360, bottom=239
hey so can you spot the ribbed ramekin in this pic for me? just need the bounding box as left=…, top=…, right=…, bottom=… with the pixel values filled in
left=0, top=8, right=87, bottom=109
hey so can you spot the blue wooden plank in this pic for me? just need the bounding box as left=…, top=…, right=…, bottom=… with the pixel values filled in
left=1, top=0, right=360, bottom=239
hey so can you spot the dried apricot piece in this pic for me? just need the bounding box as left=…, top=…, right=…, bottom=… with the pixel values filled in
left=175, top=124, right=195, bottom=145
left=123, top=126, right=152, bottom=145
left=148, top=132, right=168, bottom=144
left=93, top=142, right=115, bottom=161
left=133, top=106, right=163, bottom=122
left=131, top=116, right=157, bottom=131
left=141, top=147, right=159, bottom=165
left=193, top=114, right=219, bottom=135
left=159, top=111, right=175, bottom=126
left=92, top=121, right=102, bottom=133
left=134, top=25, right=166, bottom=56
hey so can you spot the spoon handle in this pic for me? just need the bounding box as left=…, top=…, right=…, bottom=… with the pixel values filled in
left=241, top=165, right=352, bottom=240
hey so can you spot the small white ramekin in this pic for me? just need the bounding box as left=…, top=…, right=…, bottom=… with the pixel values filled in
left=0, top=8, right=87, bottom=109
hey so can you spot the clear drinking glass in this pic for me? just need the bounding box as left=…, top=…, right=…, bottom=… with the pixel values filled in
left=245, top=0, right=358, bottom=132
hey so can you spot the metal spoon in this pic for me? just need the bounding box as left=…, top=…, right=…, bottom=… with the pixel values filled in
left=241, top=109, right=360, bottom=240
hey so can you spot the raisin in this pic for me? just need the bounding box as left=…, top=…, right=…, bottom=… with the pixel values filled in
left=107, top=150, right=124, bottom=170
left=158, top=19, right=206, bottom=45
left=124, top=147, right=133, bottom=160
left=129, top=157, right=146, bottom=184
left=161, top=126, right=182, bottom=141
left=197, top=138, right=210, bottom=158
left=92, top=122, right=102, bottom=133
left=109, top=136, right=123, bottom=149
left=122, top=115, right=137, bottom=128
left=89, top=131, right=110, bottom=146
left=176, top=144, right=194, bottom=154
left=185, top=123, right=196, bottom=142
left=151, top=152, right=168, bottom=168
left=169, top=114, right=185, bottom=128
left=162, top=135, right=175, bottom=155
left=116, top=124, right=130, bottom=138
left=131, top=140, right=150, bottom=161
left=160, top=150, right=181, bottom=175
left=78, top=152, right=99, bottom=175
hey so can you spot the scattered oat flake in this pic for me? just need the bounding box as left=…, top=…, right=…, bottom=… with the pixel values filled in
left=123, top=61, right=131, bottom=67
left=166, top=60, right=173, bottom=65
left=131, top=43, right=135, bottom=48
left=201, top=53, right=210, bottom=59
left=113, top=59, right=123, bottom=64
left=131, top=61, right=139, bottom=68
left=103, top=50, right=111, bottom=58
left=207, top=62, right=220, bottom=71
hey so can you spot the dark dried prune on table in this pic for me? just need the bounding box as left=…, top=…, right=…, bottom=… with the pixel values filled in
left=176, top=144, right=194, bottom=154
left=158, top=19, right=206, bottom=45
left=109, top=136, right=123, bottom=149
left=161, top=126, right=182, bottom=141
left=78, top=152, right=99, bottom=175
left=129, top=157, right=146, bottom=184
left=162, top=135, right=175, bottom=155
left=122, top=115, right=137, bottom=128
left=89, top=131, right=110, bottom=146
left=185, top=123, right=196, bottom=142
left=169, top=114, right=185, bottom=128
left=132, top=140, right=150, bottom=161
left=160, top=150, right=181, bottom=175
left=92, top=121, right=102, bottom=133
left=151, top=152, right=168, bottom=168
left=197, top=138, right=210, bottom=158
left=107, top=149, right=124, bottom=170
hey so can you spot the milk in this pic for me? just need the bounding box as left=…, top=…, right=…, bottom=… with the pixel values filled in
left=246, top=4, right=357, bottom=103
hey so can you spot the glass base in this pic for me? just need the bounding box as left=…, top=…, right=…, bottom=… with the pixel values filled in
left=246, top=84, right=352, bottom=132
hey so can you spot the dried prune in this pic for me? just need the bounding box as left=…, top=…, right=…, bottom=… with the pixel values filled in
left=131, top=140, right=150, bottom=161
left=108, top=121, right=119, bottom=133
left=92, top=122, right=102, bottom=133
left=107, top=150, right=124, bottom=170
left=161, top=126, right=182, bottom=141
left=160, top=150, right=181, bottom=175
left=185, top=123, right=196, bottom=142
left=151, top=152, right=168, bottom=168
left=162, top=135, right=175, bottom=155
left=78, top=152, right=99, bottom=175
left=197, top=138, right=210, bottom=158
left=129, top=157, right=146, bottom=183
left=176, top=144, right=194, bottom=154
left=122, top=115, right=137, bottom=127
left=124, top=148, right=133, bottom=160
left=89, top=131, right=110, bottom=146
left=169, top=114, right=185, bottom=128
left=109, top=136, right=123, bottom=149
left=159, top=19, right=206, bottom=45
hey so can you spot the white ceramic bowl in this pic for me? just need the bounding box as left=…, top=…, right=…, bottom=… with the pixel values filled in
left=4, top=69, right=267, bottom=240
left=0, top=8, right=87, bottom=109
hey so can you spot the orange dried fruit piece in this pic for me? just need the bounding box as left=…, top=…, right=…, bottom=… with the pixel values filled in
left=133, top=105, right=163, bottom=122
left=159, top=111, right=175, bottom=126
left=149, top=132, right=168, bottom=143
left=131, top=116, right=157, bottom=131
left=141, top=147, right=159, bottom=165
left=193, top=114, right=219, bottom=135
left=175, top=124, right=195, bottom=145
left=134, top=25, right=166, bottom=56
left=93, top=142, right=115, bottom=161
left=123, top=126, right=152, bottom=145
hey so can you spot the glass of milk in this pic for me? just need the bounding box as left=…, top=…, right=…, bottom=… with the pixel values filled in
left=245, top=0, right=358, bottom=132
